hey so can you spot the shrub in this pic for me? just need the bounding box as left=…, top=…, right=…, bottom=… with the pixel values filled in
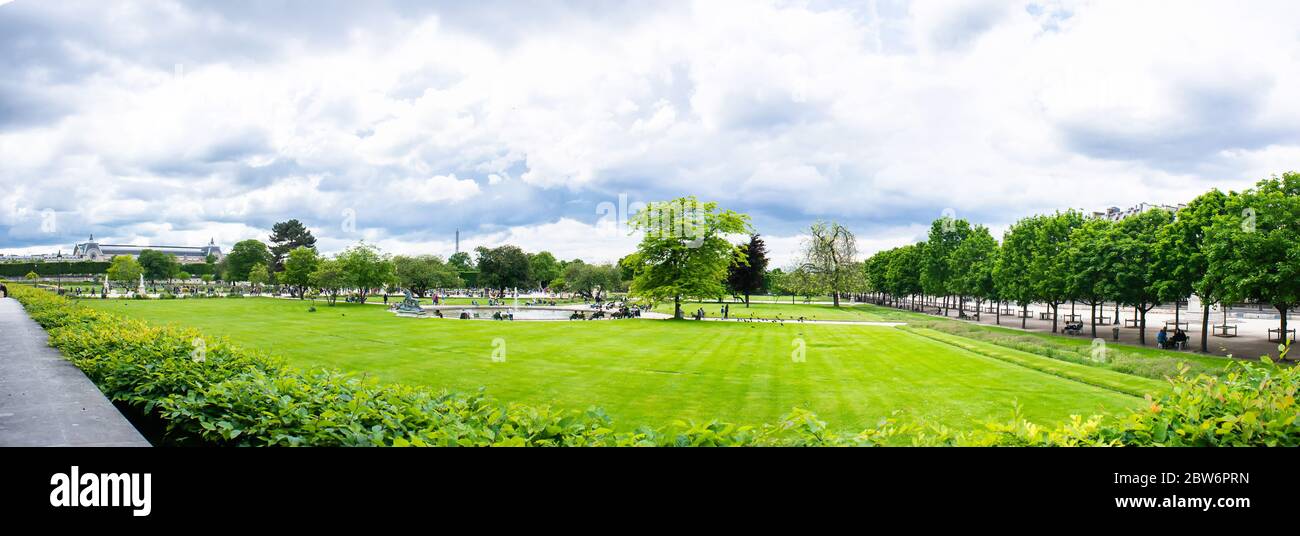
left=7, top=284, right=1297, bottom=447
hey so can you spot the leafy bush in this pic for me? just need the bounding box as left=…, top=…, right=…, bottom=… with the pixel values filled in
left=8, top=284, right=1298, bottom=447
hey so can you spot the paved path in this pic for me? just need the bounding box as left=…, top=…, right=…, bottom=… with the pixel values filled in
left=0, top=297, right=149, bottom=446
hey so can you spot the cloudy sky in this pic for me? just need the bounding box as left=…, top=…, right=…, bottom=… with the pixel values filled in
left=3, top=0, right=1300, bottom=266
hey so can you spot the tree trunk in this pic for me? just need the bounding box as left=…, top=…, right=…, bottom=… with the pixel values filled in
left=674, top=295, right=683, bottom=320
left=1279, top=304, right=1291, bottom=350
left=995, top=301, right=1001, bottom=325
left=1200, top=302, right=1210, bottom=353
left=1021, top=304, right=1027, bottom=329
left=744, top=293, right=750, bottom=307
left=1090, top=302, right=1097, bottom=339
left=1175, top=299, right=1180, bottom=324
left=1139, top=307, right=1148, bottom=345
left=1051, top=303, right=1059, bottom=333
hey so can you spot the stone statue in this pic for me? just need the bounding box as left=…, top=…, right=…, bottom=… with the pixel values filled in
left=394, top=290, right=426, bottom=316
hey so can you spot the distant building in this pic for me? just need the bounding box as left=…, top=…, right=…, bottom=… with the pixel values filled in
left=1090, top=202, right=1185, bottom=221
left=70, top=235, right=223, bottom=264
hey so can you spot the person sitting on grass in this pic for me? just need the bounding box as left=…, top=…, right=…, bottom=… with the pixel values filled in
left=1156, top=327, right=1169, bottom=349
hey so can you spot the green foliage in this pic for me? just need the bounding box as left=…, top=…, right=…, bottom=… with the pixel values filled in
left=627, top=197, right=752, bottom=318
left=799, top=220, right=857, bottom=307
left=281, top=246, right=320, bottom=298
left=393, top=254, right=461, bottom=297
left=268, top=219, right=317, bottom=270
left=226, top=240, right=273, bottom=282
left=558, top=262, right=622, bottom=300
left=527, top=251, right=562, bottom=288
left=308, top=259, right=347, bottom=305
left=106, top=255, right=143, bottom=285
left=137, top=249, right=180, bottom=283
left=337, top=242, right=396, bottom=303
left=0, top=261, right=111, bottom=278
left=727, top=234, right=769, bottom=303
left=474, top=245, right=532, bottom=290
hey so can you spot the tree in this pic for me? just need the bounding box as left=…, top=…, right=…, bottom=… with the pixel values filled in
left=138, top=249, right=181, bottom=284
left=561, top=262, right=623, bottom=300
left=282, top=246, right=321, bottom=299
left=1065, top=218, right=1117, bottom=338
left=106, top=256, right=143, bottom=287
left=475, top=245, right=531, bottom=291
left=885, top=244, right=925, bottom=309
left=996, top=217, right=1039, bottom=329
left=921, top=217, right=973, bottom=316
left=24, top=271, right=39, bottom=282
left=727, top=234, right=769, bottom=306
left=309, top=259, right=347, bottom=306
left=248, top=263, right=271, bottom=293
left=268, top=219, right=317, bottom=271
left=1031, top=211, right=1085, bottom=333
left=626, top=197, right=751, bottom=319
left=766, top=268, right=788, bottom=302
left=1206, top=173, right=1300, bottom=348
left=448, top=251, right=473, bottom=271
left=1111, top=208, right=1174, bottom=345
left=177, top=271, right=191, bottom=281
left=528, top=251, right=562, bottom=289
left=1159, top=189, right=1231, bottom=352
left=949, top=225, right=998, bottom=321
left=226, top=240, right=272, bottom=282
left=786, top=265, right=823, bottom=303
left=394, top=255, right=462, bottom=297
left=799, top=220, right=857, bottom=307
left=338, top=243, right=396, bottom=304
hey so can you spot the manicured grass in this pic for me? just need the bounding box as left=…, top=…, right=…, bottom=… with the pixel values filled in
left=80, top=297, right=1152, bottom=432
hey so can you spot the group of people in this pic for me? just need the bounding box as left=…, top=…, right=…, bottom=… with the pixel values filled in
left=1156, top=327, right=1189, bottom=349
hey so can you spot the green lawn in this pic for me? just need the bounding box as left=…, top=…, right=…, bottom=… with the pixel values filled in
left=80, top=297, right=1155, bottom=432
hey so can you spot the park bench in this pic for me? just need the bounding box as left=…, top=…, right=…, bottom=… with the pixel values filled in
left=1039, top=312, right=1052, bottom=320
left=1063, top=313, right=1081, bottom=322
left=1164, top=320, right=1189, bottom=331
left=1092, top=316, right=1110, bottom=325
left=1124, top=318, right=1140, bottom=328
left=1212, top=324, right=1237, bottom=338
left=1062, top=321, right=1084, bottom=336
left=1268, top=328, right=1296, bottom=343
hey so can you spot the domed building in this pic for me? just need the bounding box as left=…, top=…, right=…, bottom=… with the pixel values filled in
left=72, top=235, right=223, bottom=264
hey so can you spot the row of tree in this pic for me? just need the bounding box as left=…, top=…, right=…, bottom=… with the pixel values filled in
left=863, top=173, right=1300, bottom=351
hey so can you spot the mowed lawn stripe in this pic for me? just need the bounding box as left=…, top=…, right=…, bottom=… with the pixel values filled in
left=82, top=298, right=1148, bottom=432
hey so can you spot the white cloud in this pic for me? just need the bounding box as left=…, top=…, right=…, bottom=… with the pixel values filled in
left=3, top=0, right=1300, bottom=262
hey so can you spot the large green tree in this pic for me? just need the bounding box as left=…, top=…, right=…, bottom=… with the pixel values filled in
left=996, top=216, right=1040, bottom=329
left=281, top=246, right=321, bottom=299
left=949, top=225, right=998, bottom=321
left=226, top=240, right=273, bottom=282
left=338, top=242, right=396, bottom=304
left=268, top=219, right=317, bottom=271
left=475, top=245, right=532, bottom=291
left=394, top=255, right=462, bottom=297
left=626, top=197, right=751, bottom=319
left=1065, top=218, right=1117, bottom=338
left=921, top=217, right=973, bottom=316
left=309, top=259, right=347, bottom=306
left=528, top=251, right=562, bottom=289
left=1032, top=211, right=1085, bottom=333
left=106, top=255, right=143, bottom=287
left=560, top=262, right=623, bottom=300
left=727, top=234, right=769, bottom=306
left=1111, top=208, right=1174, bottom=345
left=137, top=249, right=180, bottom=284
left=1206, top=173, right=1300, bottom=347
left=1159, top=189, right=1232, bottom=352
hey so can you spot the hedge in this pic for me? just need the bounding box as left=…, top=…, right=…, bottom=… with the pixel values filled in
left=0, top=261, right=110, bottom=277
left=8, top=284, right=1298, bottom=446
